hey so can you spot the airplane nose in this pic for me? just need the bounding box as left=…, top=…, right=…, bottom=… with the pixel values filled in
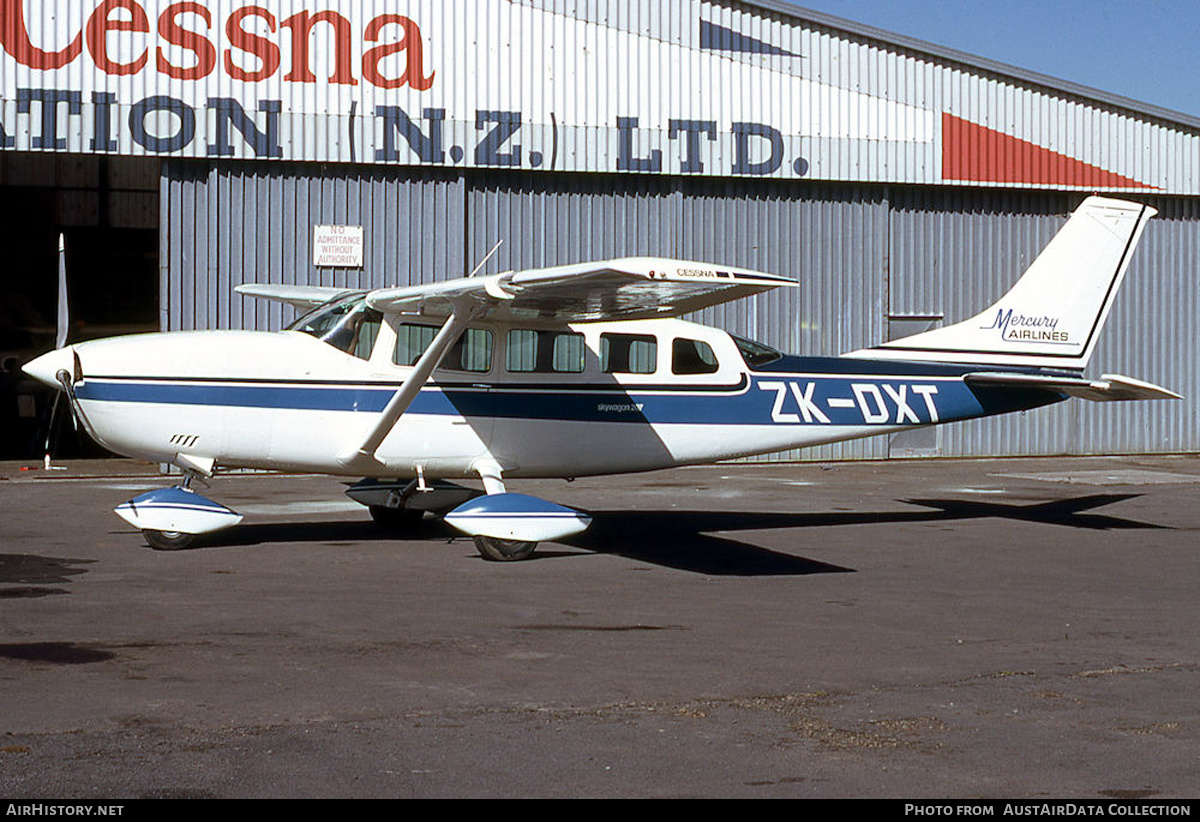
left=21, top=347, right=75, bottom=389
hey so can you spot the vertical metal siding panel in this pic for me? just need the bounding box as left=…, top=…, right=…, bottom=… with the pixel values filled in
left=191, top=164, right=212, bottom=332
left=169, top=169, right=186, bottom=332
left=369, top=172, right=386, bottom=287
left=261, top=169, right=281, bottom=330
left=163, top=162, right=177, bottom=332
left=442, top=172, right=467, bottom=283
left=385, top=171, right=403, bottom=286
left=214, top=166, right=230, bottom=329
left=223, top=166, right=240, bottom=329
left=407, top=171, right=424, bottom=286
left=279, top=171, right=298, bottom=328
left=416, top=171, right=432, bottom=284
left=160, top=161, right=173, bottom=332
left=409, top=170, right=428, bottom=284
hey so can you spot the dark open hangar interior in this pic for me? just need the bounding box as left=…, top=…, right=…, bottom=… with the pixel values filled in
left=0, top=152, right=158, bottom=457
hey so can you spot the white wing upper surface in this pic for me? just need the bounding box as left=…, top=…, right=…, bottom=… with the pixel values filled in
left=234, top=284, right=359, bottom=310
left=364, top=257, right=796, bottom=322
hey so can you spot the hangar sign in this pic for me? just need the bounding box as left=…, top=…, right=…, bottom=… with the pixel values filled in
left=0, top=0, right=1167, bottom=190
left=0, top=0, right=933, bottom=180
left=312, top=224, right=363, bottom=268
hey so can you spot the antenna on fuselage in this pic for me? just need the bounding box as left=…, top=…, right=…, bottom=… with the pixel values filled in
left=468, top=240, right=504, bottom=278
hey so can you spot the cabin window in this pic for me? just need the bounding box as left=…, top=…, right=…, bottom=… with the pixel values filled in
left=600, top=333, right=657, bottom=374
left=506, top=329, right=585, bottom=373
left=393, top=323, right=493, bottom=373
left=672, top=338, right=719, bottom=374
left=447, top=328, right=493, bottom=373
left=289, top=295, right=382, bottom=360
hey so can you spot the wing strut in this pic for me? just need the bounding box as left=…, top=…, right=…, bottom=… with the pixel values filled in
left=336, top=299, right=482, bottom=468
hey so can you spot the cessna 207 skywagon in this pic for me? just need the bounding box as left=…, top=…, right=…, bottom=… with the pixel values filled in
left=22, top=196, right=1180, bottom=561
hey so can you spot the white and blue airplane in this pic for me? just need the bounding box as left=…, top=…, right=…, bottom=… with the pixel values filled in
left=22, top=196, right=1180, bottom=560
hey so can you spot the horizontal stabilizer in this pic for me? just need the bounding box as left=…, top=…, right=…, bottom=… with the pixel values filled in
left=965, top=371, right=1181, bottom=401
left=444, top=493, right=592, bottom=542
left=114, top=487, right=244, bottom=535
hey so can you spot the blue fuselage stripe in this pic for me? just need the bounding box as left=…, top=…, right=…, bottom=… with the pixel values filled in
left=74, top=369, right=1062, bottom=427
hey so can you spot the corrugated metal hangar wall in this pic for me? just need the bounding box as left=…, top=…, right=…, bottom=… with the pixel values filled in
left=5, top=0, right=1200, bottom=460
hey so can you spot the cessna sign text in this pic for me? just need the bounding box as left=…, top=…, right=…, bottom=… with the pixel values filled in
left=0, top=0, right=433, bottom=86
left=0, top=0, right=942, bottom=176
left=0, top=0, right=1181, bottom=190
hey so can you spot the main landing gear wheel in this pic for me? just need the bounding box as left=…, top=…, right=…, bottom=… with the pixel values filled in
left=368, top=505, right=425, bottom=528
left=142, top=530, right=197, bottom=551
left=473, top=535, right=538, bottom=562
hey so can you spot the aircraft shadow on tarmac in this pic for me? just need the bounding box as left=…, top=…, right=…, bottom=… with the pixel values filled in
left=172, top=515, right=849, bottom=576
left=0, top=554, right=95, bottom=598
left=897, top=494, right=1167, bottom=531
left=566, top=493, right=1165, bottom=574
left=132, top=492, right=1167, bottom=577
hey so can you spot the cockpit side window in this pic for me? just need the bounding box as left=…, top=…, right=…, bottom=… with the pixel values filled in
left=394, top=323, right=437, bottom=367
left=731, top=334, right=783, bottom=368
left=289, top=295, right=382, bottom=361
left=354, top=317, right=381, bottom=360
left=672, top=338, right=719, bottom=374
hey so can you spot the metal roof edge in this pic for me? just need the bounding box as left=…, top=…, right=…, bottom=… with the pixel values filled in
left=734, top=0, right=1200, bottom=132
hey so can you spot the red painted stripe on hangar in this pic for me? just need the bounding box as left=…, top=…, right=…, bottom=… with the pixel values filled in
left=942, top=113, right=1155, bottom=189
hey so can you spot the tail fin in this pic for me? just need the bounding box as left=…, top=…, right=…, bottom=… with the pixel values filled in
left=857, top=196, right=1156, bottom=370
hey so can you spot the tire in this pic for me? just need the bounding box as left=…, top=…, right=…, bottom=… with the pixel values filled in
left=368, top=505, right=425, bottom=528
left=143, top=530, right=196, bottom=551
left=473, top=535, right=537, bottom=562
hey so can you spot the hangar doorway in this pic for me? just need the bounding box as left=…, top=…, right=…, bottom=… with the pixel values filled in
left=0, top=154, right=159, bottom=460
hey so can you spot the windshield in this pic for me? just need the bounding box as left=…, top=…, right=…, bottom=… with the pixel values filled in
left=731, top=334, right=783, bottom=368
left=288, top=294, right=382, bottom=360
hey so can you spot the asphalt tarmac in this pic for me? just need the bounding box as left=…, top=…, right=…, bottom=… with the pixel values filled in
left=1, top=455, right=1197, bottom=798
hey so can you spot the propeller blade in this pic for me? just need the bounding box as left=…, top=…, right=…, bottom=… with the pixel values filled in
left=56, top=233, right=68, bottom=349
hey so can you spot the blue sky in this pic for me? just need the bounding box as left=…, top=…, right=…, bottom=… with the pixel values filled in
left=787, top=1, right=1200, bottom=118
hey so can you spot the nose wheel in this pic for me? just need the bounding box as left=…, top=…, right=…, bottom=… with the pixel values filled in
left=142, top=529, right=197, bottom=551
left=116, top=480, right=242, bottom=551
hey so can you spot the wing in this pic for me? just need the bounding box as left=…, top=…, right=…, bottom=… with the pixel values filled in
left=235, top=283, right=360, bottom=311
left=330, top=257, right=793, bottom=469
left=365, top=257, right=796, bottom=322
